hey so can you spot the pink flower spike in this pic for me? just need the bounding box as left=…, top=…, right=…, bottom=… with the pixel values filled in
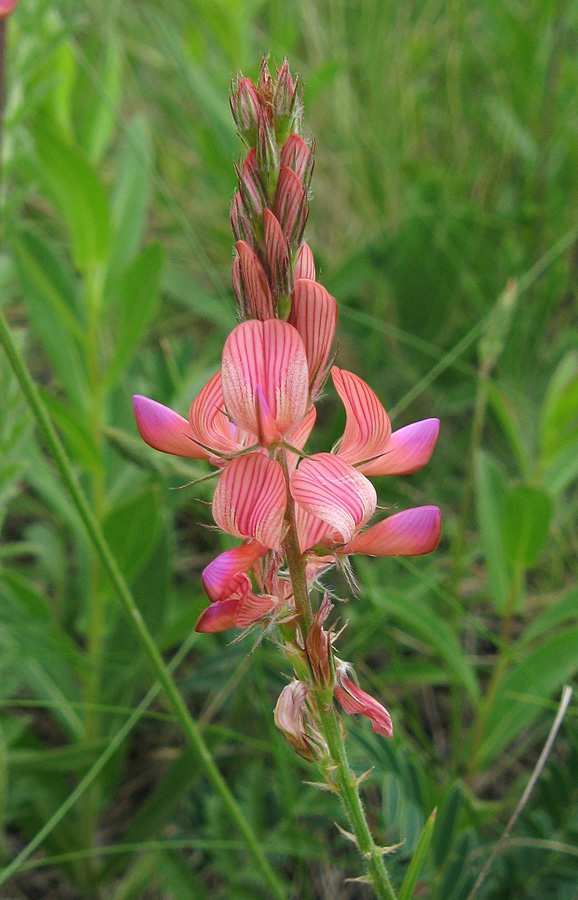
left=293, top=242, right=316, bottom=282
left=221, top=319, right=309, bottom=445
left=235, top=240, right=276, bottom=319
left=202, top=541, right=266, bottom=603
left=213, top=454, right=286, bottom=550
left=334, top=673, right=393, bottom=738
left=344, top=506, right=442, bottom=557
left=195, top=599, right=239, bottom=633
left=133, top=395, right=208, bottom=460
left=360, top=419, right=440, bottom=477
left=188, top=372, right=240, bottom=462
left=332, top=368, right=391, bottom=467
left=289, top=279, right=338, bottom=397
left=291, top=453, right=376, bottom=544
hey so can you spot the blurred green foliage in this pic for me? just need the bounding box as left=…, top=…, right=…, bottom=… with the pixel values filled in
left=1, top=0, right=578, bottom=897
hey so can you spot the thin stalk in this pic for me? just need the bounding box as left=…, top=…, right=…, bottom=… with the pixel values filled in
left=279, top=449, right=397, bottom=900
left=0, top=310, right=287, bottom=900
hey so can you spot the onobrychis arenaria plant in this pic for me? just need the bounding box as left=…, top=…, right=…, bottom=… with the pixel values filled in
left=133, top=56, right=441, bottom=898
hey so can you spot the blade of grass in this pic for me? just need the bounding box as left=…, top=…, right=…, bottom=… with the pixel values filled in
left=0, top=310, right=287, bottom=900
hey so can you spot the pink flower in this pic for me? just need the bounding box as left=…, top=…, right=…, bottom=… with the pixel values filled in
left=0, top=0, right=18, bottom=16
left=334, top=668, right=393, bottom=738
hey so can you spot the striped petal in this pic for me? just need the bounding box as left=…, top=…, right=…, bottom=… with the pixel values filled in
left=276, top=166, right=307, bottom=243
left=344, top=506, right=441, bottom=557
left=332, top=368, right=391, bottom=466
left=213, top=454, right=286, bottom=550
left=280, top=133, right=311, bottom=180
left=263, top=210, right=291, bottom=297
left=289, top=279, right=338, bottom=396
left=188, top=372, right=241, bottom=460
left=235, top=592, right=276, bottom=629
left=334, top=673, right=393, bottom=738
left=293, top=242, right=316, bottom=281
left=286, top=405, right=316, bottom=474
left=295, top=503, right=333, bottom=554
left=195, top=599, right=238, bottom=633
left=202, top=541, right=266, bottom=603
left=133, top=395, right=208, bottom=460
left=290, top=453, right=376, bottom=544
left=360, top=419, right=440, bottom=476
left=221, top=319, right=309, bottom=445
left=235, top=240, right=276, bottom=319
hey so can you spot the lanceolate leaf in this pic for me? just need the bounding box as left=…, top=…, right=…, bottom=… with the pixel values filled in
left=398, top=808, right=437, bottom=900
left=501, top=483, right=554, bottom=569
left=475, top=451, right=509, bottom=615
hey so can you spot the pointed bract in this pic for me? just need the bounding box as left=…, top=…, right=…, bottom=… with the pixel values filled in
left=133, top=395, right=209, bottom=460
left=291, top=453, right=376, bottom=544
left=344, top=506, right=442, bottom=557
left=213, top=454, right=286, bottom=550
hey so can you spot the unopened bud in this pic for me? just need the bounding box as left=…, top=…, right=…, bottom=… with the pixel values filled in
left=258, top=56, right=274, bottom=110
left=256, top=113, right=280, bottom=197
left=334, top=664, right=393, bottom=738
left=263, top=209, right=292, bottom=299
left=230, top=76, right=261, bottom=147
left=273, top=59, right=301, bottom=141
left=231, top=191, right=256, bottom=248
left=274, top=680, right=327, bottom=761
left=306, top=594, right=334, bottom=688
left=276, top=166, right=308, bottom=245
left=294, top=242, right=316, bottom=281
left=281, top=134, right=314, bottom=188
left=236, top=149, right=266, bottom=222
left=235, top=241, right=275, bottom=319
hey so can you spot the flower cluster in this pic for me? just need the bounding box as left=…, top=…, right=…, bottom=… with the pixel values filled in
left=133, top=58, right=441, bottom=747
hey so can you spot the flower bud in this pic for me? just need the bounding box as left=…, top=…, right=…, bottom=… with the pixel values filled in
left=274, top=681, right=327, bottom=761
left=334, top=665, right=393, bottom=738
left=276, top=166, right=308, bottom=246
left=280, top=134, right=313, bottom=186
left=237, top=149, right=266, bottom=221
left=273, top=59, right=302, bottom=141
left=263, top=209, right=292, bottom=300
left=235, top=240, right=276, bottom=319
left=256, top=113, right=280, bottom=196
left=257, top=56, right=274, bottom=110
left=305, top=594, right=334, bottom=688
left=231, top=191, right=256, bottom=248
left=230, top=76, right=261, bottom=147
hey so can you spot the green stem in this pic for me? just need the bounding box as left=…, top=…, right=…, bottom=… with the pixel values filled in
left=279, top=450, right=397, bottom=900
left=0, top=310, right=287, bottom=900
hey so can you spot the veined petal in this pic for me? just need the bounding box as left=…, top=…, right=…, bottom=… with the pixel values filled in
left=235, top=592, right=276, bottom=628
left=332, top=368, right=391, bottom=466
left=291, top=453, right=376, bottom=544
left=289, top=279, right=338, bottom=396
left=276, top=166, right=307, bottom=243
left=295, top=502, right=333, bottom=554
left=236, top=240, right=276, bottom=319
left=221, top=319, right=309, bottom=444
left=293, top=242, right=316, bottom=281
left=133, top=395, right=208, bottom=459
left=263, top=210, right=291, bottom=297
left=188, top=372, right=240, bottom=459
left=334, top=674, right=393, bottom=738
left=280, top=133, right=311, bottom=180
left=360, top=419, right=440, bottom=476
left=195, top=599, right=238, bottom=633
left=202, top=541, right=266, bottom=603
left=344, top=506, right=442, bottom=557
left=286, top=405, right=316, bottom=474
left=213, top=454, right=286, bottom=550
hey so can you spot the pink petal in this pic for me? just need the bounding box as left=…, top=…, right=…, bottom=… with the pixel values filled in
left=344, top=506, right=442, bottom=557
left=360, top=419, right=440, bottom=476
left=195, top=599, right=238, bottom=633
left=276, top=166, right=307, bottom=243
left=295, top=503, right=333, bottom=553
left=213, top=454, right=286, bottom=550
left=202, top=541, right=266, bottom=603
left=235, top=240, right=276, bottom=319
left=188, top=372, right=241, bottom=460
left=286, top=405, right=317, bottom=474
left=289, top=279, right=338, bottom=396
left=332, top=367, right=392, bottom=467
left=293, top=242, right=316, bottom=281
left=133, top=395, right=208, bottom=459
left=290, top=453, right=376, bottom=544
left=263, top=210, right=291, bottom=297
left=235, top=591, right=276, bottom=628
left=334, top=674, right=393, bottom=738
left=280, top=133, right=311, bottom=180
left=221, top=320, right=309, bottom=445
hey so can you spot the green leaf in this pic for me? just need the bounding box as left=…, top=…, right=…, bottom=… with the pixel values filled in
left=361, top=563, right=480, bottom=704
left=433, top=785, right=461, bottom=868
left=399, top=808, right=437, bottom=900
left=539, top=351, right=578, bottom=459
left=102, top=486, right=161, bottom=583
left=480, top=629, right=578, bottom=767
left=31, top=117, right=111, bottom=271
left=11, top=231, right=88, bottom=410
left=104, top=243, right=163, bottom=389
left=501, top=484, right=554, bottom=569
left=475, top=451, right=509, bottom=614
left=83, top=35, right=122, bottom=164
left=107, top=115, right=153, bottom=279
left=518, top=589, right=578, bottom=649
